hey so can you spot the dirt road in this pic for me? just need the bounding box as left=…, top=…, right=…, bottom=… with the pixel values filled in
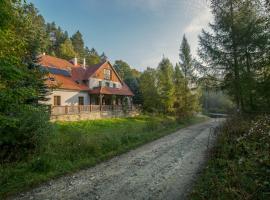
left=14, top=119, right=222, bottom=200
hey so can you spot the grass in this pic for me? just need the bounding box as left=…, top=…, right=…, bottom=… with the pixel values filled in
left=0, top=114, right=207, bottom=198
left=190, top=115, right=270, bottom=200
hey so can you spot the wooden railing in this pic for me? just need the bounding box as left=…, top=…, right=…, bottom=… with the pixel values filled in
left=51, top=105, right=137, bottom=116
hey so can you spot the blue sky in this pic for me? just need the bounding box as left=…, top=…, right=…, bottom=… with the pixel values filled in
left=29, top=0, right=212, bottom=71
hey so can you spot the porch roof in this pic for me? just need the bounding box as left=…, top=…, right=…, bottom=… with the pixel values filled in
left=89, top=84, right=134, bottom=96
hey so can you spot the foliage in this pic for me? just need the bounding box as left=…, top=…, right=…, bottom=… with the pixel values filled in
left=139, top=67, right=160, bottom=112
left=59, top=39, right=77, bottom=60
left=0, top=0, right=51, bottom=162
left=157, top=58, right=175, bottom=113
left=201, top=90, right=234, bottom=114
left=174, top=64, right=200, bottom=119
left=179, top=34, right=195, bottom=81
left=85, top=47, right=101, bottom=65
left=70, top=30, right=85, bottom=59
left=0, top=115, right=207, bottom=198
left=190, top=115, right=270, bottom=199
left=198, top=0, right=270, bottom=113
left=114, top=60, right=143, bottom=104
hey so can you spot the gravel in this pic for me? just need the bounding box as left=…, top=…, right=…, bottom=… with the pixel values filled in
left=12, top=119, right=223, bottom=200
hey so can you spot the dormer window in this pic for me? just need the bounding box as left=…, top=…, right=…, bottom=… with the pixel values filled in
left=49, top=77, right=55, bottom=81
left=104, top=69, right=111, bottom=80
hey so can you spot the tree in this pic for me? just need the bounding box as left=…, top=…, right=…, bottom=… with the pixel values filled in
left=139, top=68, right=160, bottom=112
left=85, top=47, right=101, bottom=65
left=100, top=52, right=108, bottom=61
left=114, top=60, right=133, bottom=80
left=174, top=64, right=200, bottom=118
left=0, top=0, right=51, bottom=162
left=114, top=60, right=142, bottom=104
left=71, top=30, right=85, bottom=59
left=59, top=39, right=77, bottom=60
left=157, top=58, right=175, bottom=113
left=179, top=35, right=194, bottom=81
left=46, top=22, right=69, bottom=57
left=198, top=0, right=270, bottom=112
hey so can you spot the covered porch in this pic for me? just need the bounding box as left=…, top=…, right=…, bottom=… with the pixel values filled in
left=51, top=86, right=134, bottom=116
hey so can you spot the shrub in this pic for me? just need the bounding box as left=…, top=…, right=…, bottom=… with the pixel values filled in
left=190, top=115, right=270, bottom=199
left=0, top=105, right=52, bottom=162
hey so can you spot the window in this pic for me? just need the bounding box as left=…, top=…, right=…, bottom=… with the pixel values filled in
left=78, top=96, right=84, bottom=105
left=104, top=69, right=111, bottom=80
left=99, top=81, right=102, bottom=87
left=105, top=82, right=110, bottom=87
left=53, top=96, right=61, bottom=106
left=113, top=83, right=116, bottom=88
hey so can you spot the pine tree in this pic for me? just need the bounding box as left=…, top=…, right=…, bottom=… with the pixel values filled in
left=100, top=52, right=108, bottom=61
left=71, top=30, right=85, bottom=59
left=179, top=35, right=193, bottom=81
left=198, top=0, right=270, bottom=112
left=157, top=58, right=175, bottom=113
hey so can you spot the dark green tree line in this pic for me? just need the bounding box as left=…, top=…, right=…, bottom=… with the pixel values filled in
left=198, top=0, right=270, bottom=113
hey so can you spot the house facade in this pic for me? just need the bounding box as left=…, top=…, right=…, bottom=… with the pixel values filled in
left=39, top=55, right=134, bottom=117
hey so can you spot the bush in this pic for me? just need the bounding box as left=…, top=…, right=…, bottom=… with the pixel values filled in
left=0, top=105, right=52, bottom=162
left=190, top=115, right=270, bottom=199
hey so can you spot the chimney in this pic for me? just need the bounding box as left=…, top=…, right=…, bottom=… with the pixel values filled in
left=73, top=57, right=78, bottom=66
left=83, top=58, right=86, bottom=68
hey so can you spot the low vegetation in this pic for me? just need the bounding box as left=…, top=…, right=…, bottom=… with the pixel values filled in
left=0, top=115, right=207, bottom=198
left=190, top=115, right=270, bottom=199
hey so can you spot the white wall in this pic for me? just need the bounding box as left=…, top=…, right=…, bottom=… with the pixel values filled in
left=89, top=78, right=122, bottom=89
left=47, top=90, right=90, bottom=106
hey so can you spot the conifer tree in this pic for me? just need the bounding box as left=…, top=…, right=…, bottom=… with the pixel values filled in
left=157, top=58, right=175, bottom=113
left=198, top=0, right=270, bottom=112
left=71, top=30, right=85, bottom=59
left=179, top=35, right=193, bottom=81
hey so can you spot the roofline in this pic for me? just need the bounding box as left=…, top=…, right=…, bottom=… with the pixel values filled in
left=89, top=61, right=124, bottom=84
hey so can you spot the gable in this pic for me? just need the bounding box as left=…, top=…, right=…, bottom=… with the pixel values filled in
left=92, top=62, right=122, bottom=83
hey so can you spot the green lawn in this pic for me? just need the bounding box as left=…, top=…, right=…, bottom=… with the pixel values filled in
left=0, top=115, right=207, bottom=198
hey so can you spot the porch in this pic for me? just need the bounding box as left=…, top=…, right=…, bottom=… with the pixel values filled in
left=51, top=104, right=136, bottom=116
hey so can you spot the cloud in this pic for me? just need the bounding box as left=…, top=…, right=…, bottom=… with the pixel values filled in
left=183, top=6, right=211, bottom=34
left=182, top=6, right=212, bottom=57
left=116, top=0, right=167, bottom=11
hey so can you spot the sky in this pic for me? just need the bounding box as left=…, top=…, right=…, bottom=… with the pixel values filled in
left=29, top=0, right=212, bottom=71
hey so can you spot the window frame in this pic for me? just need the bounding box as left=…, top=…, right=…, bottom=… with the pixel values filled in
left=103, top=69, right=111, bottom=80
left=53, top=96, right=61, bottom=106
left=78, top=96, right=84, bottom=105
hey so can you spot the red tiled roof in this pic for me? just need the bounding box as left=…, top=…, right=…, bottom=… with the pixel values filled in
left=71, top=61, right=106, bottom=81
left=45, top=73, right=89, bottom=91
left=40, top=55, right=133, bottom=95
left=89, top=84, right=134, bottom=96
left=38, top=55, right=77, bottom=69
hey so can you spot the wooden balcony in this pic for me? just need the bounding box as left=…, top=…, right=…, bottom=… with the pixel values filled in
left=51, top=105, right=136, bottom=116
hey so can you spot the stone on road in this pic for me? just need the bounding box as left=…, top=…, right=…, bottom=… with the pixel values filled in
left=13, top=119, right=222, bottom=200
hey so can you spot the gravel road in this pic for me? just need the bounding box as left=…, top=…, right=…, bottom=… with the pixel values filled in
left=13, top=119, right=222, bottom=200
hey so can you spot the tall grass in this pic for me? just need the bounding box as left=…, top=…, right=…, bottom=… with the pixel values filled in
left=0, top=115, right=207, bottom=198
left=190, top=115, right=270, bottom=200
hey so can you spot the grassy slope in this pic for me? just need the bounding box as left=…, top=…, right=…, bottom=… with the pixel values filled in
left=0, top=115, right=207, bottom=198
left=190, top=115, right=270, bottom=200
